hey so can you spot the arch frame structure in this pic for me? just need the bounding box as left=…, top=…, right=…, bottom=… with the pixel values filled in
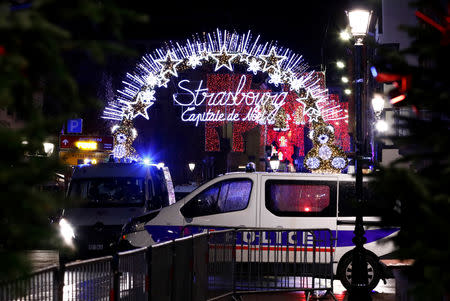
left=102, top=29, right=348, bottom=173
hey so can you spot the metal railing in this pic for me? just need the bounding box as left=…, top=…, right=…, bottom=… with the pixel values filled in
left=0, top=228, right=336, bottom=301
left=64, top=256, right=113, bottom=301
left=232, top=229, right=336, bottom=300
left=0, top=265, right=58, bottom=301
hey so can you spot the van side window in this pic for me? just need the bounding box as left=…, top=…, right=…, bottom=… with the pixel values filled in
left=181, top=179, right=252, bottom=218
left=149, top=168, right=169, bottom=208
left=265, top=180, right=337, bottom=217
left=339, top=181, right=379, bottom=216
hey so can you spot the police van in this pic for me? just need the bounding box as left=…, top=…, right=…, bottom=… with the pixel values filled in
left=58, top=162, right=175, bottom=256
left=120, top=170, right=398, bottom=290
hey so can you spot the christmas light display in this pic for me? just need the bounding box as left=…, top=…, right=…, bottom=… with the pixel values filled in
left=101, top=29, right=350, bottom=169
left=297, top=92, right=348, bottom=173
left=102, top=29, right=326, bottom=124
left=111, top=117, right=139, bottom=161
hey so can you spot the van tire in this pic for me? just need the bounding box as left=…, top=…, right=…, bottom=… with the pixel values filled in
left=337, top=250, right=382, bottom=291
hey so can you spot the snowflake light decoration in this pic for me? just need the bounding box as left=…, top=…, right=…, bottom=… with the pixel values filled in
left=247, top=58, right=262, bottom=75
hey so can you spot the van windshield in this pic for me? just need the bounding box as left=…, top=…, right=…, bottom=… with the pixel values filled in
left=68, top=177, right=145, bottom=207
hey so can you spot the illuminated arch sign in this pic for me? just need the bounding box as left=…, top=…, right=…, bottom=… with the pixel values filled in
left=173, top=75, right=289, bottom=126
left=102, top=30, right=327, bottom=123
left=101, top=30, right=348, bottom=163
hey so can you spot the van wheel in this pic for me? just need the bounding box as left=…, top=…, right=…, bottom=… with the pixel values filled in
left=337, top=251, right=381, bottom=291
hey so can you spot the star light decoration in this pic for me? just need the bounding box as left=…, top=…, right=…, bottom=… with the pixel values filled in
left=102, top=29, right=328, bottom=161
left=211, top=47, right=237, bottom=71
left=155, top=52, right=183, bottom=77
left=296, top=91, right=325, bottom=123
left=260, top=48, right=286, bottom=72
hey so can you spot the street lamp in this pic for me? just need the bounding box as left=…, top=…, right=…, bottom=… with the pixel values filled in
left=346, top=7, right=372, bottom=301
left=375, top=119, right=389, bottom=132
left=371, top=94, right=385, bottom=116
left=372, top=94, right=389, bottom=133
left=269, top=154, right=280, bottom=172
left=347, top=9, right=372, bottom=45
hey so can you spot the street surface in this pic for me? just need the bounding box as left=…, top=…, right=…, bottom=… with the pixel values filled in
left=27, top=250, right=59, bottom=270
left=241, top=279, right=395, bottom=300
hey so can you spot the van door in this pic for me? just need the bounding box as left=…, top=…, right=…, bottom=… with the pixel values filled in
left=180, top=174, right=258, bottom=229
left=259, top=175, right=338, bottom=230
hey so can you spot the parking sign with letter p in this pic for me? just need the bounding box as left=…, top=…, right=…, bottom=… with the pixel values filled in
left=67, top=119, right=83, bottom=133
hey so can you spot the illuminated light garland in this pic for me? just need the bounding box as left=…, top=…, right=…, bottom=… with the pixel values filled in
left=304, top=121, right=348, bottom=173
left=111, top=117, right=139, bottom=161
left=327, top=94, right=350, bottom=152
left=102, top=30, right=326, bottom=124
left=211, top=47, right=237, bottom=71
left=100, top=30, right=346, bottom=162
left=128, top=97, right=154, bottom=120
left=155, top=52, right=183, bottom=77
left=306, top=157, right=320, bottom=169
left=247, top=58, right=262, bottom=75
left=332, top=157, right=347, bottom=169
left=187, top=54, right=202, bottom=69
left=260, top=48, right=286, bottom=72
left=318, top=145, right=332, bottom=160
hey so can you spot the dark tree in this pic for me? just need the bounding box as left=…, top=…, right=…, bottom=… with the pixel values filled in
left=371, top=1, right=450, bottom=299
left=0, top=0, right=147, bottom=280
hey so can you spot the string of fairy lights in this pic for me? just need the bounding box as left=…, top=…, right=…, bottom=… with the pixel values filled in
left=101, top=29, right=349, bottom=173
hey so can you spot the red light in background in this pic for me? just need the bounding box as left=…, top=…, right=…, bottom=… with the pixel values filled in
left=390, top=94, right=406, bottom=104
left=304, top=207, right=311, bottom=212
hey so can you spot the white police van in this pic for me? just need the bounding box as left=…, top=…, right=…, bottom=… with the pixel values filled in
left=120, top=170, right=398, bottom=290
left=59, top=162, right=175, bottom=256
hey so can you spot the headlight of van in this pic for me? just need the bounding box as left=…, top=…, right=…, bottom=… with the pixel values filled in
left=59, top=218, right=75, bottom=245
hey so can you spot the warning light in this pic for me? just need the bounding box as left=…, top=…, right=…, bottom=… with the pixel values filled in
left=304, top=207, right=311, bottom=212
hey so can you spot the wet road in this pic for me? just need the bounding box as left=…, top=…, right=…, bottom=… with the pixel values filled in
left=241, top=279, right=396, bottom=300
left=26, top=250, right=60, bottom=270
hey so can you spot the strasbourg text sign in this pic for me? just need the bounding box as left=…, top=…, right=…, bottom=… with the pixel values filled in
left=173, top=75, right=288, bottom=126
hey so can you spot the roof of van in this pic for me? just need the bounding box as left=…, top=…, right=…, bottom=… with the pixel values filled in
left=222, top=171, right=356, bottom=180
left=72, top=163, right=152, bottom=179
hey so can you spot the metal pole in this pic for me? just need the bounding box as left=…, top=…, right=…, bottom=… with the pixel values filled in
left=348, top=43, right=371, bottom=301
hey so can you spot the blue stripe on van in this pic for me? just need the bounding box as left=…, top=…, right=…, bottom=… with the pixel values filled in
left=334, top=228, right=399, bottom=247
left=144, top=225, right=399, bottom=248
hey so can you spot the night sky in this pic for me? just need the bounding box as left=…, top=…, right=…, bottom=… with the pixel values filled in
left=122, top=1, right=353, bottom=67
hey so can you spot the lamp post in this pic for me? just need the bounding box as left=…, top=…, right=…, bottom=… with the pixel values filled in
left=372, top=94, right=389, bottom=133
left=346, top=8, right=372, bottom=301
left=269, top=154, right=280, bottom=172
left=188, top=162, right=195, bottom=183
